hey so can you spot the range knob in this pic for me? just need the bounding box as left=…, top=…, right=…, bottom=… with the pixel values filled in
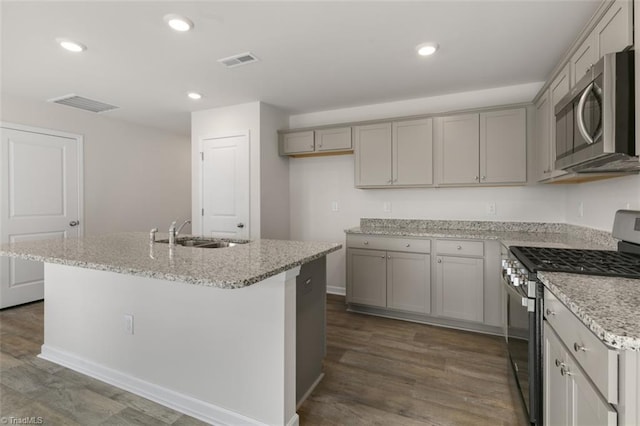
left=513, top=276, right=520, bottom=286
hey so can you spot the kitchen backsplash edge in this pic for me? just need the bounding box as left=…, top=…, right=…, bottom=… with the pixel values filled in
left=357, top=218, right=617, bottom=249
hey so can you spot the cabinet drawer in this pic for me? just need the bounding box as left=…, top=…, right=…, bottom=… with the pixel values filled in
left=544, top=289, right=618, bottom=403
left=347, top=234, right=430, bottom=253
left=436, top=239, right=483, bottom=257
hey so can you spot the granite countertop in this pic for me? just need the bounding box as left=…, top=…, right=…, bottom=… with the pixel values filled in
left=0, top=233, right=341, bottom=289
left=347, top=218, right=640, bottom=351
left=539, top=272, right=640, bottom=351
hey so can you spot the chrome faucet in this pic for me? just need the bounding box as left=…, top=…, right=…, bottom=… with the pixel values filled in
left=149, top=228, right=158, bottom=243
left=168, top=219, right=191, bottom=245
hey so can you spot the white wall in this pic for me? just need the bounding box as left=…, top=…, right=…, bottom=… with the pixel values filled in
left=0, top=93, right=191, bottom=236
left=260, top=104, right=290, bottom=239
left=191, top=101, right=290, bottom=240
left=565, top=175, right=640, bottom=231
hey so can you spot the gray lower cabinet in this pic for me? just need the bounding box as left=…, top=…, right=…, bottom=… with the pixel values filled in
left=434, top=255, right=484, bottom=322
left=347, top=247, right=430, bottom=314
left=544, top=322, right=617, bottom=426
left=347, top=248, right=387, bottom=307
left=346, top=234, right=501, bottom=333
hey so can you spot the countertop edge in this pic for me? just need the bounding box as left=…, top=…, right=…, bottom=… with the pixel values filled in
left=0, top=244, right=342, bottom=290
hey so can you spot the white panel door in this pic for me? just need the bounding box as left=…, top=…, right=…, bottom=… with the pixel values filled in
left=0, top=125, right=82, bottom=308
left=201, top=132, right=250, bottom=239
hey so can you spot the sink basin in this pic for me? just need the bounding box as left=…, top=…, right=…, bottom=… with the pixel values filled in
left=155, top=237, right=249, bottom=248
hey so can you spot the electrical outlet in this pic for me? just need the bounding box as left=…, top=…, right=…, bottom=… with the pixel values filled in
left=487, top=203, right=496, bottom=215
left=124, top=314, right=134, bottom=335
left=383, top=202, right=392, bottom=213
left=578, top=202, right=584, bottom=218
left=331, top=201, right=339, bottom=212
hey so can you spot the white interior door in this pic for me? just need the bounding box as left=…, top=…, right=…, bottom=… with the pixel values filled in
left=201, top=132, right=250, bottom=239
left=0, top=124, right=83, bottom=309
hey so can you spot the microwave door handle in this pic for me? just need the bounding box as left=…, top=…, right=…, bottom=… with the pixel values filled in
left=576, top=82, right=595, bottom=145
left=592, top=83, right=603, bottom=142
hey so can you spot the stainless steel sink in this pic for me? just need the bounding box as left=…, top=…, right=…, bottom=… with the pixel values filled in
left=155, top=237, right=249, bottom=248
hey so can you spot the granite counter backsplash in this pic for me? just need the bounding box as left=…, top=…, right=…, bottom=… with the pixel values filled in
left=347, top=218, right=617, bottom=250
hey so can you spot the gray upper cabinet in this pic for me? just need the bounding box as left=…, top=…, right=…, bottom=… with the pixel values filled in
left=570, top=36, right=596, bottom=85
left=439, top=114, right=480, bottom=185
left=354, top=123, right=393, bottom=186
left=480, top=108, right=527, bottom=184
left=315, top=127, right=352, bottom=152
left=282, top=131, right=314, bottom=155
left=535, top=90, right=552, bottom=181
left=438, top=108, right=526, bottom=186
left=393, top=118, right=433, bottom=186
left=594, top=0, right=633, bottom=58
left=281, top=127, right=352, bottom=156
left=355, top=118, right=433, bottom=188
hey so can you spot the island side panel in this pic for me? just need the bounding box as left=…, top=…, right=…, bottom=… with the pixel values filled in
left=40, top=263, right=300, bottom=426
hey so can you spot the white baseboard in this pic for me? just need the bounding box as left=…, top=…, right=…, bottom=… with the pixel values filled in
left=40, top=345, right=295, bottom=426
left=326, top=286, right=346, bottom=296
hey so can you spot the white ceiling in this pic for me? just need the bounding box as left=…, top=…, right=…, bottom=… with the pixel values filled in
left=1, top=1, right=601, bottom=137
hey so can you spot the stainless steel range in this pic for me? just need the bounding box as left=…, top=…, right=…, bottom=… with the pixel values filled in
left=502, top=210, right=640, bottom=425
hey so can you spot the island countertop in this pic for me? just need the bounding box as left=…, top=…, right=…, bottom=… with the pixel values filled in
left=0, top=233, right=342, bottom=289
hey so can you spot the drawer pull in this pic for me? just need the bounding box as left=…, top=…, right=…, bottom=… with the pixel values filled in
left=405, top=243, right=410, bottom=247
left=387, top=255, right=391, bottom=259
left=363, top=241, right=369, bottom=245
left=545, top=308, right=555, bottom=316
left=437, top=258, right=442, bottom=263
left=456, top=245, right=462, bottom=250
left=573, top=342, right=586, bottom=352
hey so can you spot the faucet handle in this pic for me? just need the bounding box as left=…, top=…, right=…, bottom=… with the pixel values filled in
left=150, top=228, right=159, bottom=243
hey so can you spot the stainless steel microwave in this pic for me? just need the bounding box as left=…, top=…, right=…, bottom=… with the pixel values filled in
left=554, top=50, right=636, bottom=173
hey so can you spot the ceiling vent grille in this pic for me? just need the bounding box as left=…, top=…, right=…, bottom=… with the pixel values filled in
left=218, top=52, right=259, bottom=68
left=48, top=94, right=119, bottom=113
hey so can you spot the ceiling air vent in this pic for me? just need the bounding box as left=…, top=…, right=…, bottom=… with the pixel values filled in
left=218, top=52, right=259, bottom=68
left=48, top=94, right=119, bottom=113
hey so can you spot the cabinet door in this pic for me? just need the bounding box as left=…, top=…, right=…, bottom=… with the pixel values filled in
left=386, top=252, right=430, bottom=314
left=347, top=248, right=387, bottom=307
left=549, top=66, right=570, bottom=178
left=435, top=256, right=484, bottom=322
left=393, top=118, right=433, bottom=186
left=535, top=90, right=552, bottom=181
left=571, top=36, right=596, bottom=85
left=545, top=322, right=571, bottom=426
left=282, top=131, right=315, bottom=155
left=480, top=108, right=526, bottom=184
left=594, top=0, right=633, bottom=59
left=354, top=123, right=392, bottom=187
left=438, top=114, right=480, bottom=185
left=571, top=361, right=618, bottom=426
left=315, top=127, right=352, bottom=152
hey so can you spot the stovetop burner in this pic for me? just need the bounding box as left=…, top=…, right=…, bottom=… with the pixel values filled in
left=510, top=246, right=640, bottom=279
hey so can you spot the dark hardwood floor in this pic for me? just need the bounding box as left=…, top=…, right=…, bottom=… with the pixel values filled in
left=1, top=295, right=527, bottom=425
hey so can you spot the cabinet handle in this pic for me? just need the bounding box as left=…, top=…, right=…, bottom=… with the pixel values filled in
left=456, top=245, right=462, bottom=250
left=405, top=243, right=410, bottom=248
left=573, top=342, right=586, bottom=352
left=560, top=366, right=573, bottom=376
left=474, top=176, right=479, bottom=181
left=481, top=176, right=486, bottom=181
left=545, top=308, right=555, bottom=316
left=318, top=143, right=323, bottom=148
left=387, top=179, right=393, bottom=184
left=363, top=241, right=369, bottom=245
left=555, top=359, right=562, bottom=367
left=437, top=258, right=442, bottom=263
left=381, top=255, right=386, bottom=259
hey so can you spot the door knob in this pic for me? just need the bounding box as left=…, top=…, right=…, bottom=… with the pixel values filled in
left=69, top=220, right=79, bottom=227
left=237, top=223, right=245, bottom=228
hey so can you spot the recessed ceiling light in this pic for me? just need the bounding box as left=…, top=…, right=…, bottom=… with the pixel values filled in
left=416, top=42, right=439, bottom=57
left=187, top=92, right=202, bottom=100
left=164, top=14, right=194, bottom=32
left=56, top=38, right=86, bottom=53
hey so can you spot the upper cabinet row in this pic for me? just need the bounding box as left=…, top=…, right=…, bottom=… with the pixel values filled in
left=280, top=126, right=352, bottom=156
left=355, top=108, right=527, bottom=188
left=534, top=0, right=633, bottom=182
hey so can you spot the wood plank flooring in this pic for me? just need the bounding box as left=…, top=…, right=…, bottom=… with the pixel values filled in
left=1, top=296, right=527, bottom=425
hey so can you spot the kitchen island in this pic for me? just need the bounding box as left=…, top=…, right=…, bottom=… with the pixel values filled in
left=0, top=233, right=341, bottom=426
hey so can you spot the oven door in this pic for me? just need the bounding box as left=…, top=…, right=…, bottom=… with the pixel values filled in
left=503, top=276, right=537, bottom=423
